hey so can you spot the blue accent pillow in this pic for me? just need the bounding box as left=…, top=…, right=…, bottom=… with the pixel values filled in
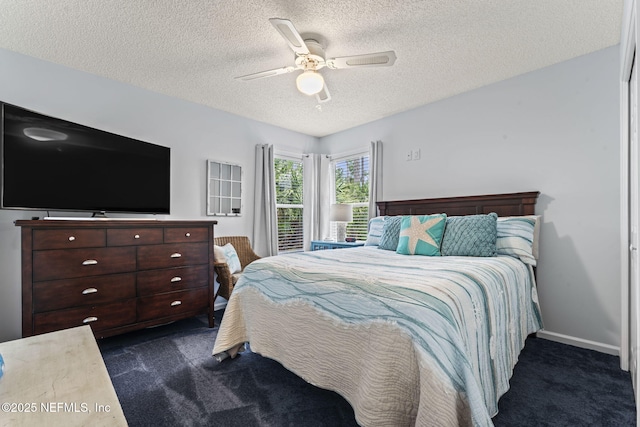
left=441, top=213, right=498, bottom=257
left=364, top=216, right=386, bottom=246
left=396, top=214, right=447, bottom=256
left=378, top=216, right=402, bottom=251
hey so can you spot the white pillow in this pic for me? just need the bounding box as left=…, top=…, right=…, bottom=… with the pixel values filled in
left=496, top=215, right=541, bottom=266
left=213, top=245, right=226, bottom=263
left=214, top=243, right=242, bottom=274
left=364, top=216, right=386, bottom=246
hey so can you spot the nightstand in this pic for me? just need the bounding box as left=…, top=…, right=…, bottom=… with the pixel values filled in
left=311, top=240, right=366, bottom=250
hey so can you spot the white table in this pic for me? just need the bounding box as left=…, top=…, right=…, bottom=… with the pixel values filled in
left=0, top=326, right=127, bottom=426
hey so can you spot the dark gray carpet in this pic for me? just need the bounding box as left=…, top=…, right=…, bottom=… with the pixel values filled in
left=99, top=311, right=636, bottom=426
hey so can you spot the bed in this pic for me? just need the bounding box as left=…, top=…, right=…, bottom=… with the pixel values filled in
left=213, top=191, right=542, bottom=427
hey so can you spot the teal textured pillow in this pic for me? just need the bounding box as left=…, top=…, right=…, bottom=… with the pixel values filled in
left=441, top=213, right=498, bottom=257
left=365, top=216, right=386, bottom=246
left=396, top=214, right=447, bottom=256
left=378, top=216, right=402, bottom=251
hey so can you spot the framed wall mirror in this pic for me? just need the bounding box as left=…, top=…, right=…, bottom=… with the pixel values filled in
left=207, top=160, right=242, bottom=216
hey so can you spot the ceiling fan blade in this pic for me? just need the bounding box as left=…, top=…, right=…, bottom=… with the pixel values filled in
left=269, top=18, right=310, bottom=56
left=315, top=84, right=331, bottom=103
left=235, top=66, right=295, bottom=81
left=326, top=51, right=397, bottom=69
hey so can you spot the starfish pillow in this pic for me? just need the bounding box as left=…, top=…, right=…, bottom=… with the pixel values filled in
left=396, top=214, right=447, bottom=256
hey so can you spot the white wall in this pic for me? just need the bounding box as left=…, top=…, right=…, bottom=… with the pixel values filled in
left=0, top=49, right=318, bottom=342
left=320, top=46, right=621, bottom=351
left=0, top=45, right=622, bottom=352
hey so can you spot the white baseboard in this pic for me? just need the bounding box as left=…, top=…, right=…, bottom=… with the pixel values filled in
left=214, top=300, right=228, bottom=311
left=536, top=330, right=620, bottom=356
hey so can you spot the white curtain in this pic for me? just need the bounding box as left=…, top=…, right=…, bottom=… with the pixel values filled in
left=369, top=140, right=382, bottom=219
left=253, top=144, right=278, bottom=257
left=303, top=153, right=331, bottom=251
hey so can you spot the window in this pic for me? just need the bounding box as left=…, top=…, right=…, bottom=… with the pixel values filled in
left=332, top=154, right=369, bottom=241
left=275, top=157, right=304, bottom=252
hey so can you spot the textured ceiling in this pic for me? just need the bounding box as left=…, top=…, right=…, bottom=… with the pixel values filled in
left=0, top=0, right=623, bottom=137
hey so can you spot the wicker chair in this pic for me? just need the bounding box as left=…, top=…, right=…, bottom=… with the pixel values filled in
left=214, top=236, right=261, bottom=300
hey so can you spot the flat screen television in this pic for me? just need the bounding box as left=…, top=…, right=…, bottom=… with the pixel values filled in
left=0, top=103, right=170, bottom=215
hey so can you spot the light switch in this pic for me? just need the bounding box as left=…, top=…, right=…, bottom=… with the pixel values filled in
left=406, top=150, right=413, bottom=161
left=412, top=149, right=421, bottom=160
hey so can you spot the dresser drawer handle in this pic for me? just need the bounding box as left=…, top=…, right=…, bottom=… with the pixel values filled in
left=68, top=236, right=76, bottom=241
left=170, top=276, right=182, bottom=283
left=170, top=300, right=182, bottom=307
left=170, top=253, right=182, bottom=258
left=134, top=234, right=140, bottom=239
left=82, top=288, right=98, bottom=295
left=83, top=316, right=98, bottom=324
left=185, top=232, right=191, bottom=237
left=82, top=259, right=98, bottom=266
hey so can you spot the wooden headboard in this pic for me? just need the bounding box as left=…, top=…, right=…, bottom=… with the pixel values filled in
left=376, top=191, right=539, bottom=217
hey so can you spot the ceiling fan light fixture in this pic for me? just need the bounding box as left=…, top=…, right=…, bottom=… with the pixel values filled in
left=296, top=70, right=324, bottom=95
left=236, top=18, right=397, bottom=103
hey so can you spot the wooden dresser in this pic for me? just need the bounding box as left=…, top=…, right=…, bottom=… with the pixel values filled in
left=16, top=219, right=217, bottom=338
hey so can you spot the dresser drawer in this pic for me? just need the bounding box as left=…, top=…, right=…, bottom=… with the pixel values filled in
left=137, top=287, right=208, bottom=322
left=164, top=227, right=209, bottom=243
left=137, top=242, right=209, bottom=270
left=33, top=247, right=136, bottom=281
left=107, top=227, right=163, bottom=246
left=33, top=273, right=136, bottom=312
left=33, top=299, right=136, bottom=335
left=33, top=229, right=106, bottom=250
left=137, top=265, right=209, bottom=296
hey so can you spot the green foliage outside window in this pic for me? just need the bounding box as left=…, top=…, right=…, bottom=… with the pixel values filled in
left=274, top=155, right=371, bottom=248
left=275, top=158, right=303, bottom=205
left=275, top=158, right=304, bottom=251
left=334, top=158, right=369, bottom=204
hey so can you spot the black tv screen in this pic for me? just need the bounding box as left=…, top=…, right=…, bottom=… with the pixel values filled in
left=0, top=103, right=170, bottom=215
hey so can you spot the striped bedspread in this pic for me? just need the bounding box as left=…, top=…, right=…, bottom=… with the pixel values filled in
left=213, top=247, right=542, bottom=426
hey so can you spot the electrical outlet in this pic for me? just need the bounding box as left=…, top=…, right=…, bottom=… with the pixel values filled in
left=412, top=149, right=421, bottom=160
left=406, top=150, right=413, bottom=161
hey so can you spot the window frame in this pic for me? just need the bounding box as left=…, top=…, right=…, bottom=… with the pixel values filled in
left=274, top=153, right=304, bottom=253
left=330, top=151, right=370, bottom=241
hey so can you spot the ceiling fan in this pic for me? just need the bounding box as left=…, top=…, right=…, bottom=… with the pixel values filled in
left=235, top=18, right=397, bottom=103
